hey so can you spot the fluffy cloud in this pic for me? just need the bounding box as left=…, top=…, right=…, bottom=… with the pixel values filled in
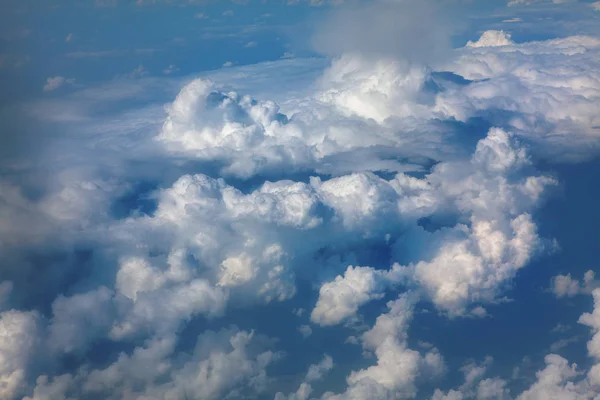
left=274, top=354, right=333, bottom=400
left=311, top=266, right=391, bottom=326
left=552, top=270, right=598, bottom=298
left=25, top=328, right=279, bottom=400
left=0, top=311, right=40, bottom=399
left=5, top=9, right=600, bottom=399
left=466, top=31, right=514, bottom=48
left=440, top=35, right=600, bottom=156
left=433, top=357, right=510, bottom=400
left=323, top=293, right=445, bottom=399
left=313, top=127, right=554, bottom=318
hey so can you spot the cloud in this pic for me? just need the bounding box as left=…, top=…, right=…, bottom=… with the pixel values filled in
left=323, top=293, right=445, bottom=399
left=466, top=30, right=514, bottom=48
left=43, top=76, right=74, bottom=92
left=433, top=356, right=509, bottom=400
left=306, top=354, right=334, bottom=382
left=311, top=266, right=391, bottom=326
left=65, top=33, right=73, bottom=43
left=0, top=311, right=40, bottom=399
left=5, top=11, right=600, bottom=400
left=124, top=65, right=147, bottom=79
left=298, top=324, right=312, bottom=338
left=433, top=286, right=600, bottom=400
left=551, top=270, right=598, bottom=298
left=244, top=41, right=258, bottom=48
left=24, top=328, right=279, bottom=400
left=66, top=48, right=161, bottom=58
left=275, top=354, right=333, bottom=400
left=549, top=335, right=581, bottom=352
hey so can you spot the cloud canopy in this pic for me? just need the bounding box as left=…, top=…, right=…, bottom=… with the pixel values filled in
left=2, top=1, right=600, bottom=399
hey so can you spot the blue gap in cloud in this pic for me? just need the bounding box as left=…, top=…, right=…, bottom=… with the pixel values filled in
left=110, top=180, right=159, bottom=219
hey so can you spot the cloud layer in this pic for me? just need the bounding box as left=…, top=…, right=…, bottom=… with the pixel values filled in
left=1, top=9, right=600, bottom=400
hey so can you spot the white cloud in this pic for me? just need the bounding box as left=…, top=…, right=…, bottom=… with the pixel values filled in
left=323, top=293, right=445, bottom=399
left=275, top=354, right=333, bottom=400
left=26, top=328, right=279, bottom=400
left=43, top=76, right=74, bottom=92
left=466, top=30, right=514, bottom=48
left=515, top=354, right=584, bottom=399
left=311, top=266, right=389, bottom=326
left=6, top=15, right=600, bottom=400
left=0, top=311, right=40, bottom=399
left=552, top=270, right=598, bottom=298
left=306, top=354, right=334, bottom=382
left=48, top=287, right=115, bottom=354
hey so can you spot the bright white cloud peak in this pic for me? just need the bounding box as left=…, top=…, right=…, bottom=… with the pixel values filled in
left=2, top=2, right=600, bottom=400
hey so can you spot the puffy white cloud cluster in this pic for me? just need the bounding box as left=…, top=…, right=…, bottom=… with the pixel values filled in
left=0, top=311, right=40, bottom=399
left=552, top=270, right=598, bottom=298
left=312, top=127, right=555, bottom=320
left=3, top=12, right=600, bottom=400
left=275, top=355, right=334, bottom=400
left=466, top=31, right=514, bottom=48
left=23, top=328, right=279, bottom=400
left=440, top=33, right=600, bottom=159
left=322, top=293, right=445, bottom=399
left=432, top=287, right=600, bottom=400
left=432, top=356, right=510, bottom=400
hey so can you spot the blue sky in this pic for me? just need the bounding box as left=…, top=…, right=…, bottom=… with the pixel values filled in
left=1, top=1, right=600, bottom=399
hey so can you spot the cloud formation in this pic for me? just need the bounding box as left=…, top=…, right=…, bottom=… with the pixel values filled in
left=2, top=7, right=600, bottom=400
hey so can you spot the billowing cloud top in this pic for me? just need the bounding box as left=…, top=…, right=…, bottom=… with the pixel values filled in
left=1, top=1, right=600, bottom=399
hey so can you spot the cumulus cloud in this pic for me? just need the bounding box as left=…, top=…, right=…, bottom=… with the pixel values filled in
left=311, top=266, right=392, bottom=326
left=322, top=293, right=445, bottom=399
left=552, top=270, right=598, bottom=298
left=24, top=328, right=279, bottom=400
left=275, top=354, right=333, bottom=400
left=433, top=356, right=509, bottom=400
left=0, top=311, right=40, bottom=399
left=5, top=7, right=600, bottom=399
left=466, top=30, right=514, bottom=48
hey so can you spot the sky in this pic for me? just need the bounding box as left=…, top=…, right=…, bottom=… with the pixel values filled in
left=1, top=0, right=600, bottom=399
